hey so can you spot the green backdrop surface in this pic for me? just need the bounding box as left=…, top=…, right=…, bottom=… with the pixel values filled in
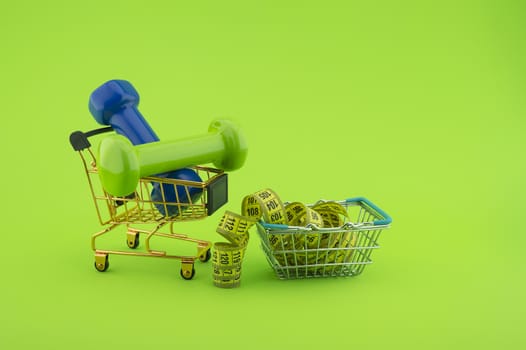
left=1, top=1, right=524, bottom=349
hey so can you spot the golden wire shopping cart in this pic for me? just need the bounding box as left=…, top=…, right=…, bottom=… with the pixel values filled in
left=69, top=127, right=228, bottom=279
left=256, top=197, right=392, bottom=279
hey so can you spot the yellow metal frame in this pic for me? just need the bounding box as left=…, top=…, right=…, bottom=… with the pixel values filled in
left=77, top=146, right=223, bottom=279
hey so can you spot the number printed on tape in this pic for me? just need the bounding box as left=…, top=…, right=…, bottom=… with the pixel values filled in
left=216, top=211, right=256, bottom=246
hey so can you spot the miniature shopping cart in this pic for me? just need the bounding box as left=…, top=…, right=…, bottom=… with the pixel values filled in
left=69, top=127, right=228, bottom=279
left=256, top=197, right=392, bottom=279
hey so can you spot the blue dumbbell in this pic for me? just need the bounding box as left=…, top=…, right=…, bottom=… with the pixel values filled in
left=89, top=79, right=203, bottom=216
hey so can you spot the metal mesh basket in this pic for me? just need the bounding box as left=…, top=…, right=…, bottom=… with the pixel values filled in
left=256, top=197, right=392, bottom=279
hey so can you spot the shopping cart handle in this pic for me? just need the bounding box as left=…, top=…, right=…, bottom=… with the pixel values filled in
left=69, top=127, right=114, bottom=151
left=346, top=197, right=392, bottom=226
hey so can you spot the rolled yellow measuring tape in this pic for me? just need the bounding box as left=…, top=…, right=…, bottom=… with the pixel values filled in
left=212, top=210, right=257, bottom=288
left=241, top=189, right=287, bottom=223
left=212, top=242, right=245, bottom=288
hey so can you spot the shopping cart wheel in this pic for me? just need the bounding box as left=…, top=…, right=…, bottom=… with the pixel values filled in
left=126, top=232, right=140, bottom=249
left=198, top=249, right=211, bottom=262
left=94, top=255, right=109, bottom=272
left=180, top=266, right=196, bottom=280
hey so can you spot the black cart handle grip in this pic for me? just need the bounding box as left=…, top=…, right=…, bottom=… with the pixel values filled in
left=69, top=127, right=114, bottom=151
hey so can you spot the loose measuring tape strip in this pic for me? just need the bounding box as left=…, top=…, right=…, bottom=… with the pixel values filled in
left=216, top=210, right=258, bottom=247
left=214, top=188, right=357, bottom=270
left=241, top=189, right=288, bottom=251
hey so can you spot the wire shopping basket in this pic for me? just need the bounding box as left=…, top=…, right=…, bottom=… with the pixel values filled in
left=69, top=127, right=229, bottom=279
left=256, top=197, right=392, bottom=279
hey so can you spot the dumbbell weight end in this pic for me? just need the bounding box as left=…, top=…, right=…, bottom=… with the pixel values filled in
left=89, top=80, right=160, bottom=144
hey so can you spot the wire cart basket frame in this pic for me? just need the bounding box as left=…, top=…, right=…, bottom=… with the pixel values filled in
left=256, top=197, right=392, bottom=280
left=70, top=127, right=229, bottom=279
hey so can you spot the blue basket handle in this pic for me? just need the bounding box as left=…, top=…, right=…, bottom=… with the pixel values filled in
left=346, top=197, right=392, bottom=226
left=260, top=197, right=392, bottom=229
left=259, top=222, right=290, bottom=230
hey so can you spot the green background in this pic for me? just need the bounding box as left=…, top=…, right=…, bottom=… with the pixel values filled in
left=1, top=0, right=524, bottom=348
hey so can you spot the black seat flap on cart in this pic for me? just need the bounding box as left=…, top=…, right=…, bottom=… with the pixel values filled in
left=206, top=173, right=228, bottom=216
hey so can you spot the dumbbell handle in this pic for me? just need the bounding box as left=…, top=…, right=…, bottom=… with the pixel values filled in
left=108, top=106, right=159, bottom=144
left=137, top=134, right=225, bottom=176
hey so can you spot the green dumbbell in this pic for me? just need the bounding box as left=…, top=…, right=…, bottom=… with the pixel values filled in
left=98, top=119, right=247, bottom=196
